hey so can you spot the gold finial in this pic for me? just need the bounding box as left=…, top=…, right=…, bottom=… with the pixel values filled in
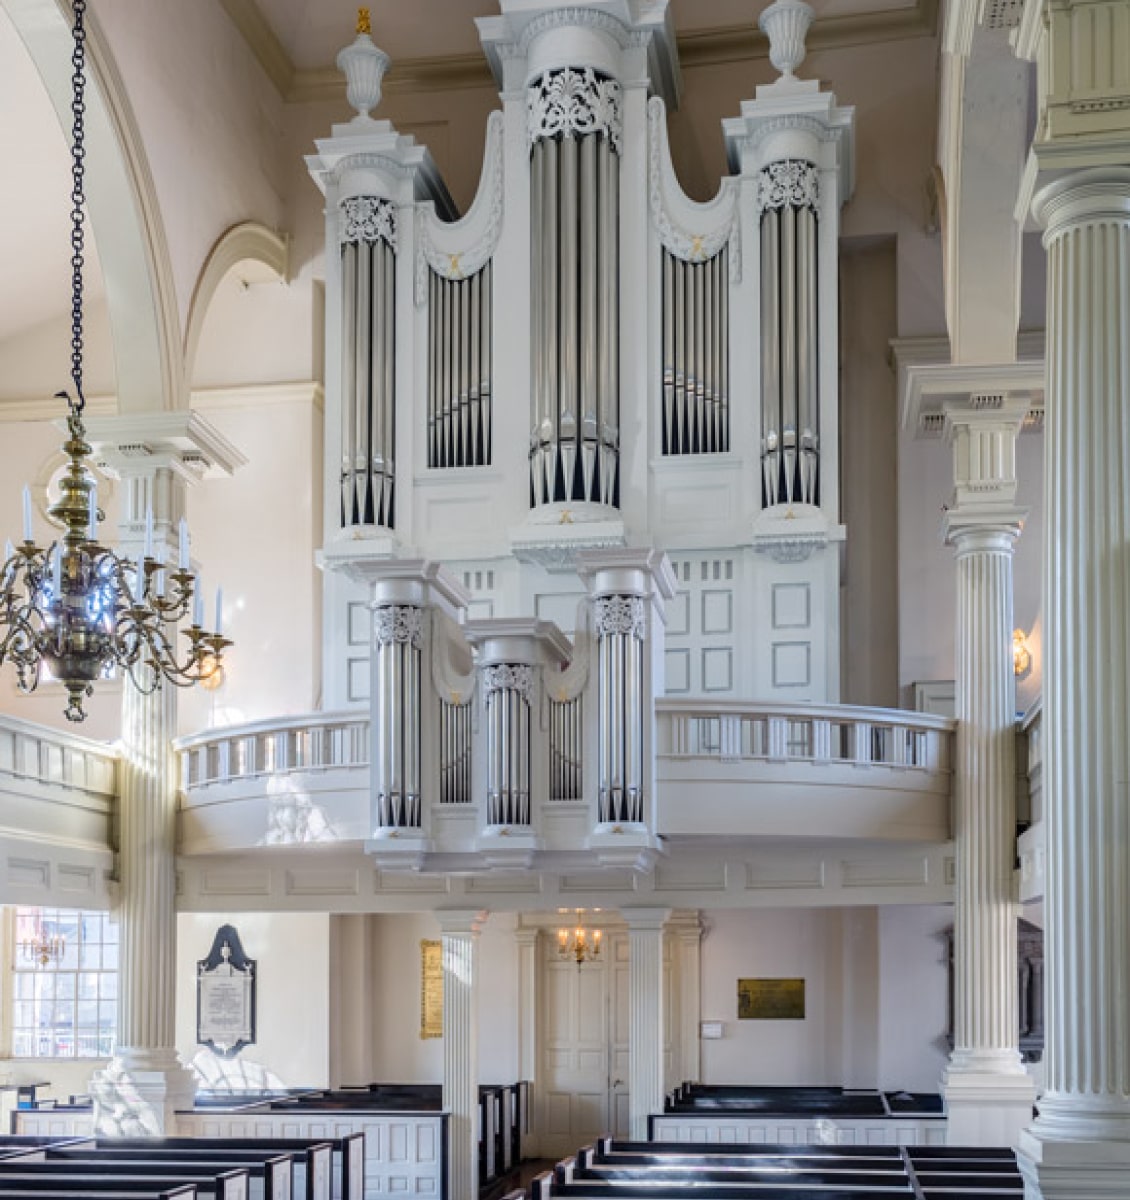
left=357, top=7, right=371, bottom=35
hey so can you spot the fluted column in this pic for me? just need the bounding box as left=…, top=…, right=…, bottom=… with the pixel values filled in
left=943, top=501, right=1035, bottom=1145
left=1018, top=167, right=1130, bottom=1198
left=440, top=910, right=485, bottom=1200
left=624, top=908, right=668, bottom=1140
left=88, top=465, right=197, bottom=1135
left=515, top=925, right=540, bottom=1159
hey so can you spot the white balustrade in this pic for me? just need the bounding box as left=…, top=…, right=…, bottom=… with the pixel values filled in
left=656, top=699, right=953, bottom=772
left=0, top=713, right=117, bottom=799
left=176, top=712, right=370, bottom=791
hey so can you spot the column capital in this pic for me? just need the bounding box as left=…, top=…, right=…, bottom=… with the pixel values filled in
left=1032, top=167, right=1130, bottom=241
left=943, top=395, right=1030, bottom=513
left=83, top=411, right=245, bottom=484
left=436, top=909, right=490, bottom=936
left=943, top=508, right=1027, bottom=553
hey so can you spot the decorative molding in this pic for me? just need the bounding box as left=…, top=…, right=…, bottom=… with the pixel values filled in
left=527, top=68, right=622, bottom=152
left=594, top=595, right=646, bottom=639
left=415, top=112, right=505, bottom=305
left=482, top=663, right=535, bottom=703
left=373, top=604, right=424, bottom=648
left=226, top=0, right=940, bottom=105
left=340, top=196, right=398, bottom=248
left=185, top=222, right=289, bottom=378
left=431, top=611, right=476, bottom=706
left=757, top=159, right=820, bottom=213
left=751, top=533, right=828, bottom=563
left=520, top=6, right=643, bottom=56
left=647, top=98, right=741, bottom=280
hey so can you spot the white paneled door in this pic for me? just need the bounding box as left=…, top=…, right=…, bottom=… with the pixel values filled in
left=537, top=933, right=630, bottom=1157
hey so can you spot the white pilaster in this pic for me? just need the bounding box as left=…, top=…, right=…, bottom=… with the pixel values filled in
left=941, top=397, right=1034, bottom=1147
left=667, top=911, right=703, bottom=1087
left=1018, top=167, right=1130, bottom=1199
left=439, top=910, right=486, bottom=1200
left=515, top=925, right=540, bottom=1158
left=624, top=907, right=668, bottom=1140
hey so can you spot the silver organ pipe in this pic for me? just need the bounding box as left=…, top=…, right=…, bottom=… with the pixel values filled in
left=339, top=195, right=397, bottom=528
left=528, top=67, right=622, bottom=507
left=549, top=695, right=583, bottom=800
left=427, top=262, right=493, bottom=468
left=660, top=247, right=730, bottom=455
left=438, top=699, right=473, bottom=804
left=759, top=159, right=820, bottom=506
left=594, top=595, right=646, bottom=824
left=483, top=665, right=534, bottom=827
left=373, top=604, right=423, bottom=829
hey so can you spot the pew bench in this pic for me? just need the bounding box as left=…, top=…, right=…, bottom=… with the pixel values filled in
left=0, top=1168, right=247, bottom=1200
left=0, top=1156, right=268, bottom=1200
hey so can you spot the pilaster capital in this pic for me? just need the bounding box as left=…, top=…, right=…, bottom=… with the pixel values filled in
left=943, top=394, right=1030, bottom=510
left=436, top=909, right=490, bottom=937
left=619, top=906, right=671, bottom=933
left=83, top=412, right=245, bottom=485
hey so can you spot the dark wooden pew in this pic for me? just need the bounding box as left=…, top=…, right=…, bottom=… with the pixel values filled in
left=533, top=1175, right=913, bottom=1200
left=0, top=1160, right=256, bottom=1200
left=95, top=1133, right=361, bottom=1200
left=45, top=1150, right=305, bottom=1200
left=0, top=1190, right=195, bottom=1200
left=0, top=1170, right=243, bottom=1200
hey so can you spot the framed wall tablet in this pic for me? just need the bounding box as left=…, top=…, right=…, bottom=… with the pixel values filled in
left=196, top=924, right=257, bottom=1057
left=737, top=977, right=806, bottom=1020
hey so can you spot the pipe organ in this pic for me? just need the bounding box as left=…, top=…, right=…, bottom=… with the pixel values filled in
left=428, top=264, right=493, bottom=470
left=529, top=67, right=622, bottom=509
left=759, top=160, right=820, bottom=506
left=309, top=0, right=855, bottom=866
left=340, top=197, right=397, bottom=527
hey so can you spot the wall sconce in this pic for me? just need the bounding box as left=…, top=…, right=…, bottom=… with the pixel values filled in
left=1013, top=629, right=1032, bottom=677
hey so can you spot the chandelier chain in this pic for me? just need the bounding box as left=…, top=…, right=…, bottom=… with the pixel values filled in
left=69, top=0, right=87, bottom=413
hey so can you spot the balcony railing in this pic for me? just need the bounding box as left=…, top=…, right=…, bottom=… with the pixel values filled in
left=656, top=699, right=953, bottom=771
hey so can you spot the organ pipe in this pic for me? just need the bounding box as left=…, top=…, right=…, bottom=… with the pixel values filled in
left=373, top=604, right=423, bottom=829
left=427, top=263, right=493, bottom=469
left=594, top=595, right=646, bottom=824
left=340, top=195, right=397, bottom=528
left=528, top=67, right=622, bottom=508
left=483, top=664, right=534, bottom=826
left=660, top=247, right=730, bottom=455
left=758, top=159, right=820, bottom=507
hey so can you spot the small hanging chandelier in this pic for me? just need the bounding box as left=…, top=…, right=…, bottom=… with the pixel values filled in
left=557, top=909, right=603, bottom=965
left=0, top=0, right=228, bottom=723
left=20, top=919, right=66, bottom=968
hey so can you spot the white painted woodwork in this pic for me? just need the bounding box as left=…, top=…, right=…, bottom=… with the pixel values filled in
left=1018, top=167, right=1130, bottom=1198
left=650, top=1113, right=947, bottom=1145
left=941, top=397, right=1035, bottom=1147
left=439, top=911, right=482, bottom=1200
left=625, top=909, right=667, bottom=1140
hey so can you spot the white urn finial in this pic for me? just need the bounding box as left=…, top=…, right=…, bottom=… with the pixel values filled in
left=759, top=0, right=815, bottom=80
left=336, top=8, right=390, bottom=120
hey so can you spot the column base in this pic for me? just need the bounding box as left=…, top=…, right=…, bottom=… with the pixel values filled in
left=1018, top=1128, right=1130, bottom=1200
left=943, top=1060, right=1036, bottom=1148
left=89, top=1050, right=197, bottom=1136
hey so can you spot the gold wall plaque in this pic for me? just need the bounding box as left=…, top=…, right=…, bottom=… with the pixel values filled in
left=737, top=977, right=806, bottom=1020
left=420, top=939, right=443, bottom=1039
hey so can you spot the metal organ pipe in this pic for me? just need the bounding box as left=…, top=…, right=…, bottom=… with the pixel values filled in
left=595, top=595, right=646, bottom=825
left=758, top=159, right=820, bottom=507
left=339, top=195, right=397, bottom=528
left=373, top=604, right=423, bottom=830
left=528, top=67, right=622, bottom=508
left=427, top=262, right=493, bottom=469
left=660, top=246, right=730, bottom=456
left=483, top=665, right=534, bottom=827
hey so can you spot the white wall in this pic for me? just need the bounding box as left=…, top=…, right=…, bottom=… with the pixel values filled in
left=877, top=904, right=951, bottom=1092
left=699, top=905, right=949, bottom=1092
left=176, top=911, right=331, bottom=1088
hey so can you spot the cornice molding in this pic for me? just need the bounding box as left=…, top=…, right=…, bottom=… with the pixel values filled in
left=228, top=0, right=940, bottom=106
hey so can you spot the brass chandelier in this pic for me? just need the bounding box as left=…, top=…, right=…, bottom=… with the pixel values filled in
left=557, top=909, right=603, bottom=965
left=0, top=0, right=228, bottom=723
